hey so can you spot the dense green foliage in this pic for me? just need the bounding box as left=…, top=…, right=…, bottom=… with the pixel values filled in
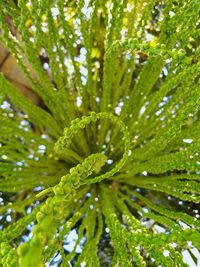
left=0, top=0, right=200, bottom=266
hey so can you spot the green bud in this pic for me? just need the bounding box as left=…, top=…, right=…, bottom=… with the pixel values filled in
left=61, top=175, right=69, bottom=183
left=46, top=197, right=53, bottom=205
left=32, top=232, right=46, bottom=246
left=53, top=185, right=64, bottom=196
left=52, top=195, right=64, bottom=206
left=36, top=211, right=45, bottom=222
left=41, top=204, right=52, bottom=215
left=53, top=206, right=64, bottom=220
left=17, top=243, right=30, bottom=257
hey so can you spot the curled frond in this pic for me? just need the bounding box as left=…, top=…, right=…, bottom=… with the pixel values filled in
left=0, top=0, right=199, bottom=266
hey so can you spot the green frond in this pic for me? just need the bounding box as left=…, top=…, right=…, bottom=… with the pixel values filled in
left=0, top=0, right=199, bottom=266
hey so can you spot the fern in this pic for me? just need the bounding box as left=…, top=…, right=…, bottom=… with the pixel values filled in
left=0, top=0, right=200, bottom=266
